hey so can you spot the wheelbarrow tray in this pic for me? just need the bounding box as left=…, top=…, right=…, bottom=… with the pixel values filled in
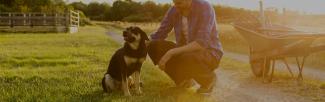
left=233, top=23, right=325, bottom=78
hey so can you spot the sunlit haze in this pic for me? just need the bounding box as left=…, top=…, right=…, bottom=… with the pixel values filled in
left=66, top=0, right=325, bottom=14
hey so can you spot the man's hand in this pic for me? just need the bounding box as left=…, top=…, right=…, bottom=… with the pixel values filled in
left=158, top=49, right=177, bottom=70
left=158, top=41, right=204, bottom=70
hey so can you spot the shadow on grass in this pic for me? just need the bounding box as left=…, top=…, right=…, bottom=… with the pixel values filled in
left=0, top=75, right=213, bottom=101
left=76, top=85, right=213, bottom=102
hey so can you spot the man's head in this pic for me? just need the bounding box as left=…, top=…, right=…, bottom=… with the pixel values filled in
left=172, top=0, right=192, bottom=13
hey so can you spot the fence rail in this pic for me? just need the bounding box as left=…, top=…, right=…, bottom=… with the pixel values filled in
left=0, top=10, right=79, bottom=33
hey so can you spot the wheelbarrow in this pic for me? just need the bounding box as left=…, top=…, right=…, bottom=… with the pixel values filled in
left=232, top=13, right=325, bottom=82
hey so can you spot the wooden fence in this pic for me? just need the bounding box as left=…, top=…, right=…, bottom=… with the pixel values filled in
left=0, top=10, right=79, bottom=33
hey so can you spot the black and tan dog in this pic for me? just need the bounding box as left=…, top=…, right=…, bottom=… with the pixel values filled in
left=102, top=26, right=149, bottom=96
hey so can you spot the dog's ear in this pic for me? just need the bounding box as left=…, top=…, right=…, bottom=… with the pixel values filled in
left=126, top=27, right=132, bottom=31
left=133, top=26, right=149, bottom=41
left=142, top=33, right=150, bottom=41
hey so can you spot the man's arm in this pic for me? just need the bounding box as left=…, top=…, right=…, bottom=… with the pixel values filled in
left=168, top=41, right=204, bottom=56
left=169, top=3, right=216, bottom=56
left=151, top=7, right=176, bottom=40
left=158, top=3, right=217, bottom=70
left=158, top=41, right=204, bottom=70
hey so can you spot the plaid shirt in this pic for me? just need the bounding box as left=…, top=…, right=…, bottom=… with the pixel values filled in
left=151, top=0, right=223, bottom=59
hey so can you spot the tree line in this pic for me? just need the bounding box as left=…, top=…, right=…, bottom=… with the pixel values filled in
left=69, top=0, right=171, bottom=22
left=0, top=0, right=67, bottom=13
left=0, top=0, right=256, bottom=23
left=69, top=0, right=256, bottom=23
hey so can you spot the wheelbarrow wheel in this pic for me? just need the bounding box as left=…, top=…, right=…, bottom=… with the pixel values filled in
left=250, top=58, right=271, bottom=77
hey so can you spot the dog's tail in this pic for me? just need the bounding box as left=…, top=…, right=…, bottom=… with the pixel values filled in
left=102, top=74, right=114, bottom=93
left=102, top=76, right=108, bottom=93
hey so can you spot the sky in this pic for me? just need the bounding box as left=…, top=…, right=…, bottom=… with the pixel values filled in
left=66, top=0, right=325, bottom=14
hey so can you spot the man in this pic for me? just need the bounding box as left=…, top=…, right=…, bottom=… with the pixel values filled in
left=148, top=0, right=223, bottom=95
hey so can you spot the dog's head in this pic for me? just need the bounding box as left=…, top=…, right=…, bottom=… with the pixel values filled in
left=123, top=26, right=149, bottom=44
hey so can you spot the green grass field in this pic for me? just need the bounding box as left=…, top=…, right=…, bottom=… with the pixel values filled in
left=0, top=25, right=323, bottom=101
left=98, top=22, right=325, bottom=70
left=0, top=26, right=217, bottom=102
left=0, top=26, right=118, bottom=101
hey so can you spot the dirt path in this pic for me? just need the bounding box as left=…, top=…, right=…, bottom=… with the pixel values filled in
left=213, top=69, right=315, bottom=102
left=104, top=30, right=319, bottom=102
left=106, top=31, right=124, bottom=43
left=224, top=52, right=325, bottom=81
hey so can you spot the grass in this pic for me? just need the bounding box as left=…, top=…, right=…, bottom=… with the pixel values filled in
left=97, top=21, right=325, bottom=70
left=97, top=21, right=325, bottom=101
left=0, top=26, right=117, bottom=101
left=95, top=21, right=176, bottom=41
left=271, top=74, right=325, bottom=102
left=0, top=25, right=217, bottom=102
left=96, top=22, right=324, bottom=101
left=94, top=21, right=160, bottom=33
left=0, top=23, right=323, bottom=101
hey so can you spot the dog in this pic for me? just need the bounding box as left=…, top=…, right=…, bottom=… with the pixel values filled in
left=102, top=26, right=149, bottom=96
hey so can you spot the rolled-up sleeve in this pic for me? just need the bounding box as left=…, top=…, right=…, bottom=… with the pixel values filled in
left=151, top=7, right=176, bottom=40
left=194, top=4, right=216, bottom=49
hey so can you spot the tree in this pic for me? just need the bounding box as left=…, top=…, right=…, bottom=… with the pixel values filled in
left=0, top=0, right=15, bottom=8
left=109, top=0, right=131, bottom=21
left=86, top=2, right=110, bottom=20
left=0, top=4, right=11, bottom=12
left=0, top=0, right=67, bottom=13
left=141, top=1, right=157, bottom=21
left=69, top=2, right=87, bottom=13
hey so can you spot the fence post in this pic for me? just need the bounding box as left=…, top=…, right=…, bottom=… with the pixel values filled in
left=70, top=10, right=72, bottom=27
left=43, top=13, right=46, bottom=26
left=65, top=9, right=70, bottom=32
left=259, top=0, right=266, bottom=28
left=9, top=13, right=13, bottom=28
left=29, top=13, right=33, bottom=27
left=23, top=13, right=26, bottom=26
left=77, top=11, right=80, bottom=27
left=54, top=13, right=58, bottom=26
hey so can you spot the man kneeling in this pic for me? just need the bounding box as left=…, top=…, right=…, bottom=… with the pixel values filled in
left=148, top=0, right=223, bottom=95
